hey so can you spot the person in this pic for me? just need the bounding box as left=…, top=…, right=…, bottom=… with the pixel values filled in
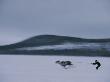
left=91, top=60, right=101, bottom=70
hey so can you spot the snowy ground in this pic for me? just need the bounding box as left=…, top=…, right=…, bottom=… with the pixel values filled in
left=0, top=55, right=109, bottom=82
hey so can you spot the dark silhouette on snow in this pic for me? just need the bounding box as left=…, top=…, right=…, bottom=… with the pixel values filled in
left=56, top=60, right=73, bottom=69
left=91, top=60, right=101, bottom=70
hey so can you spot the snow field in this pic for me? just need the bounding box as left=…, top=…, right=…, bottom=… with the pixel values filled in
left=0, top=55, right=109, bottom=82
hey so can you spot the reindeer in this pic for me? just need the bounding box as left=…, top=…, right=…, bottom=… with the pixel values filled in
left=56, top=60, right=73, bottom=69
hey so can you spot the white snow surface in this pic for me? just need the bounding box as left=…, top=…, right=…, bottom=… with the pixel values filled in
left=17, top=43, right=110, bottom=50
left=0, top=55, right=110, bottom=82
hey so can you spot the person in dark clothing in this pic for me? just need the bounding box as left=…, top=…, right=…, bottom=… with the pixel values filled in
left=92, top=60, right=101, bottom=70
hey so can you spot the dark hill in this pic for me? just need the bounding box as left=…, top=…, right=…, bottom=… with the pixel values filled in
left=0, top=34, right=110, bottom=50
left=0, top=35, right=110, bottom=57
left=0, top=35, right=84, bottom=50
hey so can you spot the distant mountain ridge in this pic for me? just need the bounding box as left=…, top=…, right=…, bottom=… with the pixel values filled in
left=0, top=35, right=110, bottom=57
left=0, top=35, right=85, bottom=50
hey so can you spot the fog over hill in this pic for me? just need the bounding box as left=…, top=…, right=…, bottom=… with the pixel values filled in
left=0, top=35, right=110, bottom=57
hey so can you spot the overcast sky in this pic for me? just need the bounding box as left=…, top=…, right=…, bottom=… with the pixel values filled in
left=0, top=0, right=110, bottom=45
